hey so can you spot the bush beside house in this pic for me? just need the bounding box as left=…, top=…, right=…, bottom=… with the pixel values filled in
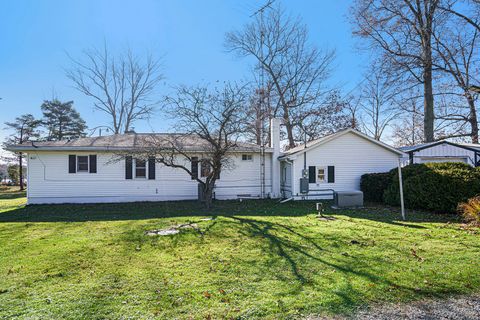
left=360, top=172, right=392, bottom=202
left=361, top=163, right=480, bottom=213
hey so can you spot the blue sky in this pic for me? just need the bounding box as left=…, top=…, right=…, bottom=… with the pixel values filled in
left=0, top=0, right=365, bottom=143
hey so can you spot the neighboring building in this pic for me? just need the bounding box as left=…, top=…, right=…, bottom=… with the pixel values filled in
left=399, top=141, right=480, bottom=167
left=279, top=129, right=404, bottom=199
left=7, top=120, right=404, bottom=204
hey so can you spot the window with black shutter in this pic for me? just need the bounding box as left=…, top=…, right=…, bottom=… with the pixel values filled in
left=125, top=156, right=133, bottom=179
left=89, top=155, right=97, bottom=173
left=317, top=167, right=326, bottom=182
left=191, top=157, right=199, bottom=180
left=308, top=166, right=316, bottom=183
left=148, top=157, right=155, bottom=180
left=328, top=166, right=335, bottom=183
left=68, top=155, right=76, bottom=173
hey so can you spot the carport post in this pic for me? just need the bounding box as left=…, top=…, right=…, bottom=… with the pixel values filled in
left=398, top=158, right=406, bottom=220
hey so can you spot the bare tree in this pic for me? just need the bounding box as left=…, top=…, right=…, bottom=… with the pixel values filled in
left=67, top=45, right=163, bottom=134
left=391, top=99, right=425, bottom=146
left=433, top=89, right=472, bottom=140
left=119, top=83, right=247, bottom=208
left=351, top=0, right=443, bottom=142
left=359, top=67, right=400, bottom=140
left=439, top=0, right=480, bottom=32
left=433, top=11, right=480, bottom=142
left=243, top=85, right=273, bottom=145
left=226, top=5, right=335, bottom=148
left=297, top=90, right=353, bottom=141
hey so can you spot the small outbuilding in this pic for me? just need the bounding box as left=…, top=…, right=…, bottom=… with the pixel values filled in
left=399, top=141, right=480, bottom=167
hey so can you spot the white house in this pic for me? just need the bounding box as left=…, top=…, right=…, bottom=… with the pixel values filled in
left=279, top=128, right=404, bottom=199
left=7, top=119, right=404, bottom=204
left=399, top=141, right=480, bottom=167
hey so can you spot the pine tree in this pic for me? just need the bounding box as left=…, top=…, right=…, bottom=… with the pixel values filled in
left=4, top=114, right=41, bottom=190
left=41, top=99, right=87, bottom=141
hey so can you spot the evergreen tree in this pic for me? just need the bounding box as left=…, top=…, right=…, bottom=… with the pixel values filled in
left=4, top=114, right=41, bottom=190
left=41, top=99, right=87, bottom=141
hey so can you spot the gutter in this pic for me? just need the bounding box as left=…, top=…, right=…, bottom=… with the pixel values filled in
left=5, top=146, right=275, bottom=153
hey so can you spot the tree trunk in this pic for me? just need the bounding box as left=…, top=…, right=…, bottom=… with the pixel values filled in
left=19, top=152, right=24, bottom=191
left=423, top=62, right=435, bottom=142
left=467, top=93, right=479, bottom=143
left=204, top=185, right=213, bottom=209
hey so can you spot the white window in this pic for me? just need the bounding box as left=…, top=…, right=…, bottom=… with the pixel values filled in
left=77, top=156, right=89, bottom=172
left=135, top=159, right=146, bottom=178
left=242, top=154, right=253, bottom=161
left=317, top=167, right=326, bottom=183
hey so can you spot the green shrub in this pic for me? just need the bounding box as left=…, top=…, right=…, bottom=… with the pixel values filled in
left=360, top=172, right=393, bottom=202
left=384, top=162, right=480, bottom=213
left=458, top=196, right=480, bottom=226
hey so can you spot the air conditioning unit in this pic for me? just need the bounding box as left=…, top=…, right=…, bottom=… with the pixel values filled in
left=334, top=191, right=363, bottom=208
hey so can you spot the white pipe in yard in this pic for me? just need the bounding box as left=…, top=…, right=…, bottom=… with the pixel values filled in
left=398, top=158, right=406, bottom=220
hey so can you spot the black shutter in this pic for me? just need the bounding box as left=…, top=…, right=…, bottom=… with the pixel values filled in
left=215, top=166, right=220, bottom=180
left=69, top=155, right=76, bottom=173
left=328, top=166, right=335, bottom=183
left=308, top=166, right=316, bottom=183
left=89, top=155, right=97, bottom=173
left=191, top=157, right=198, bottom=180
left=125, top=156, right=133, bottom=179
left=148, top=157, right=155, bottom=180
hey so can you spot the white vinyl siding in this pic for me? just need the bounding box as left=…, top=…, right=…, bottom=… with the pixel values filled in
left=25, top=151, right=272, bottom=204
left=290, top=132, right=399, bottom=197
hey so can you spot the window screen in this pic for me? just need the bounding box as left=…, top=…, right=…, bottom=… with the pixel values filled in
left=77, top=156, right=89, bottom=172
left=135, top=159, right=146, bottom=178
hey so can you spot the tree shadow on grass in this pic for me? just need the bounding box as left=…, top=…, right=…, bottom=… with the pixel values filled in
left=327, top=203, right=460, bottom=228
left=221, top=215, right=462, bottom=314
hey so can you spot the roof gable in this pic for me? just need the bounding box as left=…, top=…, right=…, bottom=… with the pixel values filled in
left=280, top=128, right=403, bottom=158
left=399, top=140, right=480, bottom=153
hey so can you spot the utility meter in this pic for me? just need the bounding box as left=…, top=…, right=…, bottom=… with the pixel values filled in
left=302, top=169, right=308, bottom=178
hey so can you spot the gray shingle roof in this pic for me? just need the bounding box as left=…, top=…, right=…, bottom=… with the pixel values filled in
left=6, top=133, right=272, bottom=153
left=398, top=141, right=480, bottom=152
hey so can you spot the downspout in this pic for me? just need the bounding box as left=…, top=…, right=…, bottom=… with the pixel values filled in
left=303, top=128, right=307, bottom=172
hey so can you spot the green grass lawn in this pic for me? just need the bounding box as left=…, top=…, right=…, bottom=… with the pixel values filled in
left=0, top=190, right=479, bottom=319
